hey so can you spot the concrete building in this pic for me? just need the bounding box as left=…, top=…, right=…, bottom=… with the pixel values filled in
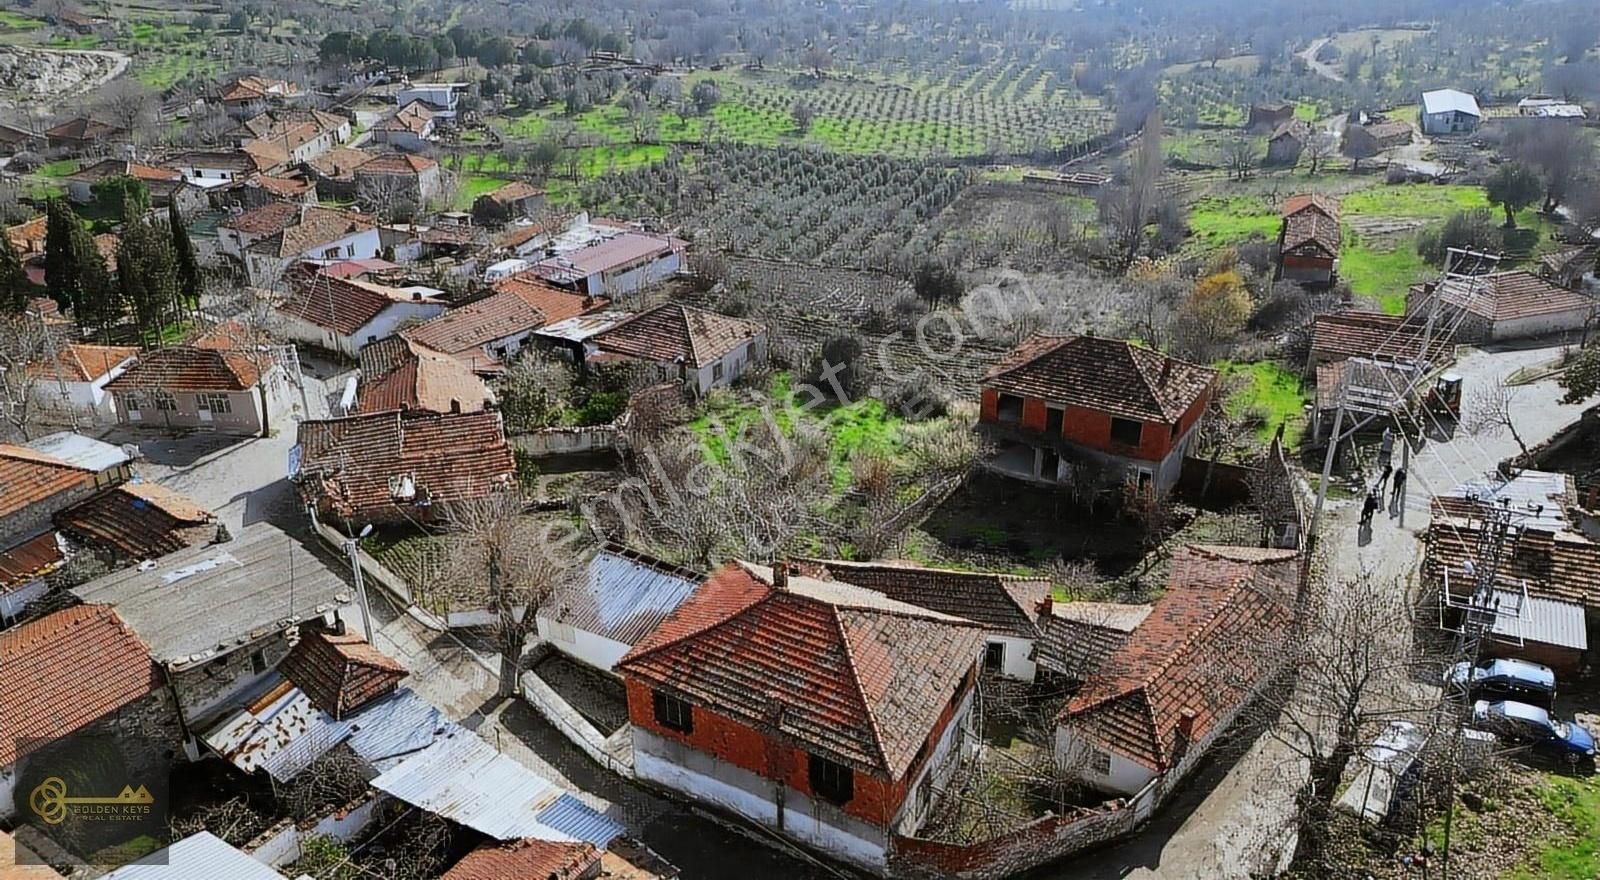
left=617, top=561, right=986, bottom=873
left=1420, top=89, right=1482, bottom=135
left=103, top=346, right=287, bottom=436
left=236, top=205, right=382, bottom=286
left=24, top=343, right=139, bottom=426
left=524, top=231, right=686, bottom=298
left=1407, top=270, right=1597, bottom=342
left=536, top=545, right=700, bottom=673
left=978, top=334, right=1216, bottom=493
left=275, top=275, right=446, bottom=357
left=588, top=302, right=767, bottom=396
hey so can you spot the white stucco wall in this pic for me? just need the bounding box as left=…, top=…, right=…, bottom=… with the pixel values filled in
left=1490, top=307, right=1592, bottom=341
left=246, top=227, right=383, bottom=287
left=1054, top=727, right=1160, bottom=797
left=986, top=635, right=1038, bottom=682
left=592, top=250, right=682, bottom=298
left=279, top=300, right=443, bottom=357
left=535, top=616, right=630, bottom=673
left=0, top=577, right=49, bottom=624
left=892, top=685, right=975, bottom=834
left=687, top=335, right=767, bottom=396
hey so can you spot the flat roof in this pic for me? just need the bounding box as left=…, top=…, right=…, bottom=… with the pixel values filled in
left=24, top=431, right=130, bottom=473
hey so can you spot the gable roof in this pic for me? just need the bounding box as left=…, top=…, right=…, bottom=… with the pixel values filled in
left=1282, top=193, right=1340, bottom=220
left=239, top=139, right=291, bottom=170
left=220, top=75, right=301, bottom=102
left=400, top=289, right=547, bottom=356
left=493, top=277, right=607, bottom=326
left=794, top=558, right=1050, bottom=639
left=982, top=334, right=1216, bottom=423
left=374, top=101, right=436, bottom=135
left=220, top=200, right=301, bottom=235
left=543, top=545, right=702, bottom=651
left=0, top=445, right=95, bottom=520
left=356, top=336, right=492, bottom=415
left=1282, top=209, right=1342, bottom=258
left=277, top=275, right=429, bottom=337
left=278, top=631, right=408, bottom=719
left=305, top=147, right=377, bottom=180
left=6, top=215, right=47, bottom=253
left=480, top=181, right=545, bottom=205
left=591, top=302, right=764, bottom=369
left=294, top=409, right=514, bottom=520
left=66, top=158, right=182, bottom=185
left=71, top=524, right=352, bottom=668
left=1426, top=270, right=1596, bottom=323
left=1035, top=601, right=1154, bottom=679
left=44, top=117, right=126, bottom=141
left=354, top=153, right=437, bottom=176
left=54, top=482, right=216, bottom=561
left=27, top=343, right=138, bottom=382
left=441, top=840, right=600, bottom=880
left=1269, top=120, right=1312, bottom=143
left=1061, top=545, right=1300, bottom=771
left=618, top=561, right=986, bottom=778
left=249, top=205, right=376, bottom=259
left=1422, top=89, right=1481, bottom=117
left=104, top=346, right=263, bottom=393
left=1309, top=311, right=1455, bottom=366
left=0, top=605, right=161, bottom=766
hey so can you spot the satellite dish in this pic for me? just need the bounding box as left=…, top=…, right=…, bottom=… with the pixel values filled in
left=359, top=524, right=374, bottom=538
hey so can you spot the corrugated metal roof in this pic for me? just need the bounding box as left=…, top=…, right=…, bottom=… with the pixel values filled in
left=1493, top=591, right=1589, bottom=650
left=1422, top=89, right=1481, bottom=117
left=1443, top=470, right=1573, bottom=533
left=545, top=549, right=700, bottom=649
left=535, top=793, right=625, bottom=848
left=370, top=729, right=575, bottom=842
left=23, top=432, right=131, bottom=473
left=102, top=832, right=286, bottom=880
left=346, top=687, right=457, bottom=773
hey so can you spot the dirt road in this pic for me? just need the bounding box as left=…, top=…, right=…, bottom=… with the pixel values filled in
left=1298, top=38, right=1344, bottom=82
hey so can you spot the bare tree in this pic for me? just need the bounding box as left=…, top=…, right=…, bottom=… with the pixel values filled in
left=278, top=746, right=369, bottom=822
left=211, top=284, right=285, bottom=436
left=1460, top=378, right=1530, bottom=457
left=1098, top=110, right=1164, bottom=270
left=0, top=312, right=53, bottom=441
left=96, top=78, right=158, bottom=143
left=1304, top=131, right=1336, bottom=175
left=433, top=492, right=576, bottom=697
left=1221, top=134, right=1258, bottom=181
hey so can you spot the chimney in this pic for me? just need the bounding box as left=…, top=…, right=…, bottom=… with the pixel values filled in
left=1035, top=595, right=1053, bottom=616
left=1161, top=358, right=1172, bottom=382
left=450, top=398, right=461, bottom=413
left=771, top=560, right=789, bottom=591
left=1177, top=708, right=1198, bottom=741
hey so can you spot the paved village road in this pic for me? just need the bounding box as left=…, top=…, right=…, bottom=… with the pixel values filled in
left=1036, top=342, right=1584, bottom=880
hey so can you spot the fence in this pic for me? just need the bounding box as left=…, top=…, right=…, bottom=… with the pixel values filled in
left=245, top=792, right=389, bottom=868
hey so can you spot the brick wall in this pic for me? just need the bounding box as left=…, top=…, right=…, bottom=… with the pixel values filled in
left=979, top=387, right=1212, bottom=466
left=888, top=801, right=1134, bottom=879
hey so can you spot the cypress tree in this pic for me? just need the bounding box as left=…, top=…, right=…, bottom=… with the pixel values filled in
left=0, top=233, right=28, bottom=314
left=43, top=200, right=80, bottom=314
left=168, top=201, right=201, bottom=313
left=72, top=222, right=115, bottom=340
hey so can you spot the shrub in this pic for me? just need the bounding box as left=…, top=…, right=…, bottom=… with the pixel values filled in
left=1416, top=208, right=1501, bottom=267
left=815, top=332, right=868, bottom=400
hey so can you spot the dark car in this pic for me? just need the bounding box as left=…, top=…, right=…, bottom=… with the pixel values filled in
left=1445, top=658, right=1557, bottom=707
left=1471, top=700, right=1596, bottom=767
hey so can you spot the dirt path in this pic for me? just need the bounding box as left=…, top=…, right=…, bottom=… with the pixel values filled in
left=1297, top=38, right=1344, bottom=82
left=0, top=47, right=130, bottom=109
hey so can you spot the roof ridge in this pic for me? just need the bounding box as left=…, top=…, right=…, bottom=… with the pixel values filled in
left=615, top=566, right=774, bottom=669
left=983, top=333, right=1073, bottom=383
left=831, top=603, right=893, bottom=773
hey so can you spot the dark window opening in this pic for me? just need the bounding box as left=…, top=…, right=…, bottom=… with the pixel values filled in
left=1039, top=450, right=1060, bottom=482
left=1110, top=417, right=1143, bottom=448
left=652, top=690, right=694, bottom=734
left=1045, top=407, right=1065, bottom=435
left=1170, top=421, right=1180, bottom=440
left=983, top=642, right=1005, bottom=672
left=809, top=753, right=855, bottom=805
left=249, top=650, right=267, bottom=675
left=996, top=393, right=1024, bottom=424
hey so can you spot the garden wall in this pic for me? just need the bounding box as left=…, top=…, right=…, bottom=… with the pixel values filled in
left=245, top=792, right=388, bottom=868
left=514, top=425, right=620, bottom=457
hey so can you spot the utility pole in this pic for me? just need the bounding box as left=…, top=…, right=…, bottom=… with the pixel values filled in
left=1308, top=400, right=1345, bottom=547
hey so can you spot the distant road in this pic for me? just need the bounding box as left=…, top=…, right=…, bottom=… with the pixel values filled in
left=1298, top=38, right=1344, bottom=82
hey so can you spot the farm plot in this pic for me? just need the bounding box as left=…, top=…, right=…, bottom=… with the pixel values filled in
left=584, top=144, right=973, bottom=266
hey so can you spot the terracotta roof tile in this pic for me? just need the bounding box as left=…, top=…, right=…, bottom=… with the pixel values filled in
left=356, top=153, right=437, bottom=175
left=374, top=101, right=436, bottom=135
left=220, top=200, right=301, bottom=235
left=494, top=214, right=572, bottom=250
left=1061, top=545, right=1300, bottom=770
left=0, top=605, right=161, bottom=766
left=357, top=336, right=492, bottom=414
left=1426, top=520, right=1600, bottom=608
left=278, top=631, right=407, bottom=719
left=44, top=117, right=126, bottom=142
left=295, top=409, right=515, bottom=521
left=104, top=346, right=263, bottom=393
left=239, top=139, right=291, bottom=170
left=54, top=482, right=216, bottom=561
left=1282, top=209, right=1341, bottom=257
left=0, top=531, right=65, bottom=589
left=591, top=303, right=764, bottom=368
left=243, top=205, right=375, bottom=260
left=1309, top=311, right=1455, bottom=365
left=1282, top=193, right=1340, bottom=220
left=1429, top=270, right=1596, bottom=323
left=982, top=334, right=1216, bottom=423
left=27, top=343, right=138, bottom=382
left=441, top=840, right=600, bottom=880
left=481, top=181, right=544, bottom=205
left=1035, top=601, right=1153, bottom=679
left=6, top=215, right=47, bottom=254
left=306, top=147, right=377, bottom=180
left=493, top=277, right=606, bottom=327
left=794, top=558, right=1049, bottom=638
left=401, top=290, right=545, bottom=356
left=277, top=275, right=423, bottom=336
left=245, top=173, right=313, bottom=197
left=619, top=562, right=986, bottom=778
left=66, top=158, right=182, bottom=185
left=0, top=445, right=95, bottom=521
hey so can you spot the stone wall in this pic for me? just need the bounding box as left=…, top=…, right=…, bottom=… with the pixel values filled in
left=171, top=633, right=293, bottom=726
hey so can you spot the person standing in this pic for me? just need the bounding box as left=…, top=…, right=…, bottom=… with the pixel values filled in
left=1380, top=426, right=1395, bottom=466
left=1361, top=490, right=1380, bottom=527
left=1391, top=467, right=1408, bottom=505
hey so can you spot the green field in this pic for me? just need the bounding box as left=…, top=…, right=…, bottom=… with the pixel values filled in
left=1186, top=196, right=1280, bottom=249
left=1508, top=775, right=1600, bottom=879
left=1217, top=360, right=1309, bottom=446
left=453, top=174, right=505, bottom=209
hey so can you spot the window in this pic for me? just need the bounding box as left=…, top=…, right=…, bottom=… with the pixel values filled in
left=249, top=650, right=267, bottom=675
left=322, top=247, right=340, bottom=259
left=118, top=392, right=142, bottom=412
left=983, top=642, right=1005, bottom=672
left=346, top=244, right=355, bottom=257
left=652, top=690, right=694, bottom=734
left=996, top=393, right=1024, bottom=424
left=712, top=362, right=725, bottom=382
left=808, top=753, right=855, bottom=805
left=1045, top=406, right=1064, bottom=436
left=1087, top=748, right=1112, bottom=776
left=196, top=393, right=232, bottom=414
left=1109, top=417, right=1143, bottom=448
left=152, top=390, right=177, bottom=412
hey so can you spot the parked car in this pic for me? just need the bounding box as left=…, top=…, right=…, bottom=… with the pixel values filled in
left=1446, top=658, right=1557, bottom=707
left=1471, top=700, right=1596, bottom=767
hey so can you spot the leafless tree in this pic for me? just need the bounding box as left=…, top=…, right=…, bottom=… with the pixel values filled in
left=1304, top=131, right=1336, bottom=175
left=1098, top=110, right=1164, bottom=270
left=355, top=172, right=421, bottom=223
left=278, top=746, right=370, bottom=822
left=422, top=493, right=575, bottom=697
left=1221, top=134, right=1258, bottom=181
left=168, top=797, right=274, bottom=847
left=1460, top=378, right=1530, bottom=457
left=0, top=312, right=54, bottom=441
left=211, top=284, right=286, bottom=436
left=97, top=77, right=158, bottom=143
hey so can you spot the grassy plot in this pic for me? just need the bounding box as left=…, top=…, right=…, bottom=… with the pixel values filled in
left=1216, top=360, right=1310, bottom=447
left=452, top=174, right=505, bottom=210
left=1505, top=774, right=1600, bottom=879
left=688, top=372, right=905, bottom=489
left=1185, top=196, right=1281, bottom=250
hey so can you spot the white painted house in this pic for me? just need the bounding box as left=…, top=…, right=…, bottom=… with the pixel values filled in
left=1408, top=270, right=1598, bottom=343
left=394, top=83, right=467, bottom=119
left=239, top=205, right=382, bottom=287
left=526, top=231, right=685, bottom=298
left=536, top=546, right=700, bottom=673
left=589, top=303, right=767, bottom=397
left=276, top=275, right=447, bottom=357
left=25, top=342, right=140, bottom=426
left=1420, top=89, right=1482, bottom=135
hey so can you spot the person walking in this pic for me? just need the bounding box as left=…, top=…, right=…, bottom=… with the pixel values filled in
left=1361, top=490, right=1380, bottom=528
left=1379, top=426, right=1395, bottom=466
left=1377, top=462, right=1393, bottom=495
left=1391, top=466, right=1408, bottom=505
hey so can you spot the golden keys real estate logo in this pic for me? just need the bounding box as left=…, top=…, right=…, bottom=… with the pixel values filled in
left=29, top=776, right=156, bottom=826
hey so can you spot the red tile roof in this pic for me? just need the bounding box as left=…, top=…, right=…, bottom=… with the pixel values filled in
left=6, top=215, right=47, bottom=254
left=295, top=409, right=515, bottom=521
left=0, top=531, right=65, bottom=589
left=0, top=605, right=161, bottom=766
left=66, top=158, right=181, bottom=185
left=245, top=173, right=313, bottom=197
left=27, top=343, right=138, bottom=382
left=493, top=277, right=607, bottom=327
left=983, top=334, right=1216, bottom=423
left=1060, top=545, right=1300, bottom=771
left=618, top=561, right=986, bottom=778
left=1281, top=209, right=1341, bottom=258
left=1282, top=193, right=1340, bottom=220
left=105, top=346, right=263, bottom=393
left=590, top=303, right=764, bottom=369
left=1309, top=311, right=1455, bottom=366
left=278, top=275, right=427, bottom=337
left=480, top=181, right=545, bottom=205
left=220, top=200, right=301, bottom=235
left=251, top=206, right=376, bottom=260
left=278, top=631, right=407, bottom=719
left=357, top=336, right=492, bottom=414
left=794, top=558, right=1050, bottom=639
left=441, top=840, right=599, bottom=880
left=306, top=147, right=377, bottom=181
left=0, top=445, right=94, bottom=521
left=54, top=482, right=216, bottom=561
left=1425, top=521, right=1600, bottom=608
left=356, top=153, right=438, bottom=175
left=400, top=289, right=547, bottom=356
left=374, top=101, right=436, bottom=135
left=44, top=117, right=127, bottom=142
left=1424, top=270, right=1597, bottom=323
